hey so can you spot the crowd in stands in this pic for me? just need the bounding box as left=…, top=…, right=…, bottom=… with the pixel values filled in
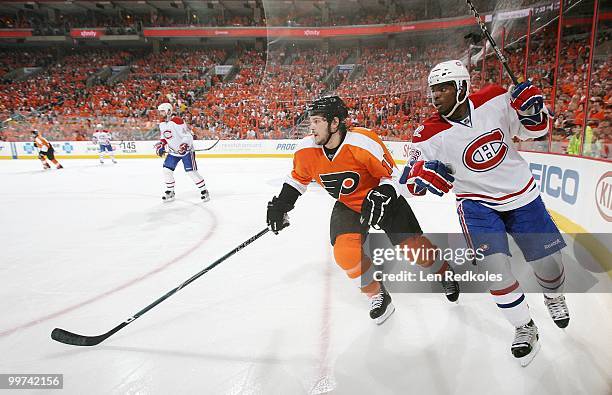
left=0, top=0, right=561, bottom=36
left=472, top=23, right=611, bottom=158
left=265, top=8, right=419, bottom=27
left=0, top=49, right=56, bottom=78
left=0, top=12, right=43, bottom=29
left=0, top=48, right=136, bottom=113
left=131, top=48, right=226, bottom=78
left=0, top=9, right=421, bottom=31
left=0, top=11, right=70, bottom=35
left=333, top=44, right=468, bottom=139
left=0, top=1, right=473, bottom=33
left=0, top=12, right=609, bottom=159
left=0, top=47, right=230, bottom=141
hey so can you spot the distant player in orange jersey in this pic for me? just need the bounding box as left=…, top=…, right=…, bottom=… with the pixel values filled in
left=266, top=96, right=460, bottom=324
left=32, top=130, right=63, bottom=170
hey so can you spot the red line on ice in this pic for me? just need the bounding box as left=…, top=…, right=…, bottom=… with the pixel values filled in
left=0, top=204, right=218, bottom=338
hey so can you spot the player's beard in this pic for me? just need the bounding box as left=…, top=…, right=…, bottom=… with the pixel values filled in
left=434, top=97, right=455, bottom=118
left=439, top=103, right=455, bottom=117
left=314, top=123, right=333, bottom=146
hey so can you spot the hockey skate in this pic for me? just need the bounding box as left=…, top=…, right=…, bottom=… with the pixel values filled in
left=369, top=283, right=395, bottom=325
left=56, top=164, right=63, bottom=169
left=440, top=264, right=460, bottom=303
left=42, top=163, right=51, bottom=170
left=162, top=190, right=175, bottom=202
left=511, top=320, right=540, bottom=367
left=201, top=189, right=210, bottom=202
left=544, top=295, right=570, bottom=328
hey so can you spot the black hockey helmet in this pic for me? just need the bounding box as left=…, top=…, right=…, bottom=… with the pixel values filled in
left=31, top=129, right=39, bottom=136
left=308, top=95, right=349, bottom=122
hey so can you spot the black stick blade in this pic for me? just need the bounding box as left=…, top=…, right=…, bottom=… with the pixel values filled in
left=51, top=328, right=108, bottom=346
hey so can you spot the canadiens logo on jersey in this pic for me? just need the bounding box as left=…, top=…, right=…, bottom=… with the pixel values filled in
left=463, top=129, right=508, bottom=172
left=319, top=171, right=360, bottom=199
left=406, top=146, right=422, bottom=164
left=162, top=130, right=173, bottom=139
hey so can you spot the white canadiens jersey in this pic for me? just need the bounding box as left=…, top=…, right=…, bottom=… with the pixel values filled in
left=93, top=131, right=112, bottom=145
left=159, top=117, right=193, bottom=157
left=406, top=85, right=550, bottom=211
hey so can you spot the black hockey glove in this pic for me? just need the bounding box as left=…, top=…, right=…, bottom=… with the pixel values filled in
left=267, top=197, right=292, bottom=234
left=360, top=184, right=397, bottom=229
left=266, top=183, right=301, bottom=234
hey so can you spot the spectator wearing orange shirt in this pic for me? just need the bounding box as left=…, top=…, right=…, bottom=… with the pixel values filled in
left=588, top=97, right=605, bottom=122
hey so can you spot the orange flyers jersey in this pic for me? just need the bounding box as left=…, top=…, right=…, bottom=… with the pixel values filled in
left=34, top=136, right=51, bottom=151
left=286, top=127, right=400, bottom=213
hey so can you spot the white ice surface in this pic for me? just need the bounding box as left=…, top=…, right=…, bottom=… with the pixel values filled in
left=1, top=159, right=610, bottom=395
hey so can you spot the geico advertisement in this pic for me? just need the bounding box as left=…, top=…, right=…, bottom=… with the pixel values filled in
left=529, top=162, right=579, bottom=205
left=521, top=151, right=612, bottom=232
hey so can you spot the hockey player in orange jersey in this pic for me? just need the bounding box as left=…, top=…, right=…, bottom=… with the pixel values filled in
left=32, top=130, right=63, bottom=170
left=266, top=96, right=459, bottom=324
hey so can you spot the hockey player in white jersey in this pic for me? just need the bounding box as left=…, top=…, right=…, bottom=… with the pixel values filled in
left=399, top=60, right=569, bottom=367
left=154, top=103, right=209, bottom=202
left=92, top=124, right=117, bottom=164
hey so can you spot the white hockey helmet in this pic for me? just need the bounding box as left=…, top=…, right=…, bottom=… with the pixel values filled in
left=95, top=123, right=103, bottom=129
left=157, top=102, right=173, bottom=117
left=428, top=60, right=471, bottom=117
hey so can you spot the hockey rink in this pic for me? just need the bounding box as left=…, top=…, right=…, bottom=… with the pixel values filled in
left=1, top=158, right=611, bottom=394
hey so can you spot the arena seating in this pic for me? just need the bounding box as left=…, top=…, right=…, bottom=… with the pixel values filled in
left=0, top=13, right=608, bottom=158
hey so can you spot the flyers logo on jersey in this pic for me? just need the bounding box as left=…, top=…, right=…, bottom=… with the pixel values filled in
left=463, top=129, right=508, bottom=172
left=319, top=171, right=360, bottom=199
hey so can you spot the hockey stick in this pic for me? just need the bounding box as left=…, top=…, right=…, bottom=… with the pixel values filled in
left=465, top=0, right=520, bottom=85
left=2, top=103, right=55, bottom=126
left=160, top=138, right=220, bottom=155
left=1, top=112, right=26, bottom=125
left=194, top=138, right=221, bottom=152
left=51, top=227, right=270, bottom=346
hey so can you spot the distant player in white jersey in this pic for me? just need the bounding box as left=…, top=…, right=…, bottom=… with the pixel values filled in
left=154, top=103, right=209, bottom=202
left=92, top=124, right=117, bottom=164
left=400, top=60, right=569, bottom=367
